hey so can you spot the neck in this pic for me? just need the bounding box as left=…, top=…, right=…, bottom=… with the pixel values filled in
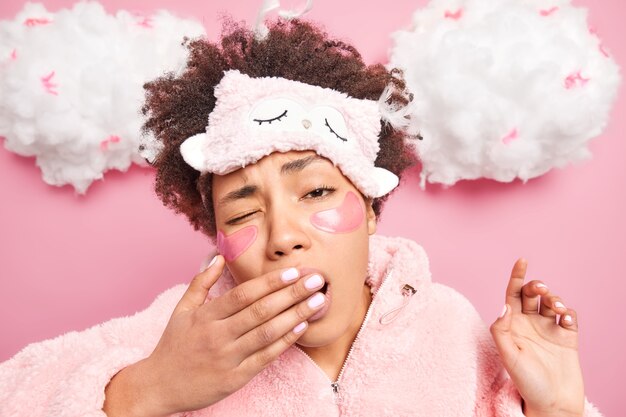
left=298, top=282, right=373, bottom=381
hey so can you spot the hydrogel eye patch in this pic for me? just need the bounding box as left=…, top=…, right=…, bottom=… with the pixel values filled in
left=217, top=225, right=258, bottom=262
left=310, top=191, right=364, bottom=233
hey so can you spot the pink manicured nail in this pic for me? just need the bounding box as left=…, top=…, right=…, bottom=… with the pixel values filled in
left=554, top=301, right=566, bottom=309
left=281, top=268, right=299, bottom=282
left=499, top=304, right=508, bottom=318
left=305, top=274, right=324, bottom=290
left=203, top=256, right=217, bottom=271
left=308, top=293, right=325, bottom=308
left=293, top=322, right=307, bottom=333
left=536, top=283, right=548, bottom=289
left=563, top=315, right=573, bottom=323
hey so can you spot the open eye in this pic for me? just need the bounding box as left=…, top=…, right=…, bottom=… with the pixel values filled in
left=324, top=118, right=347, bottom=142
left=253, top=110, right=288, bottom=125
left=303, top=186, right=336, bottom=200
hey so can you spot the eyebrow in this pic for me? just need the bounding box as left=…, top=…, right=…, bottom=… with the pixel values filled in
left=280, top=155, right=325, bottom=175
left=218, top=184, right=259, bottom=206
left=218, top=155, right=326, bottom=206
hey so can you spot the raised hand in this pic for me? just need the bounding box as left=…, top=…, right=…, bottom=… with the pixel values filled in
left=103, top=255, right=328, bottom=417
left=489, top=259, right=585, bottom=417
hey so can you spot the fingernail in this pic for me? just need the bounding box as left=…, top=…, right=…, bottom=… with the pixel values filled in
left=536, top=283, right=548, bottom=289
left=308, top=293, right=325, bottom=308
left=293, top=322, right=307, bottom=334
left=499, top=304, right=508, bottom=318
left=204, top=256, right=217, bottom=271
left=305, top=274, right=324, bottom=290
left=554, top=301, right=566, bottom=309
left=281, top=268, right=299, bottom=282
left=563, top=314, right=572, bottom=323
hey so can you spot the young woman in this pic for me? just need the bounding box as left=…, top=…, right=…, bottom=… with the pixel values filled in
left=0, top=18, right=603, bottom=417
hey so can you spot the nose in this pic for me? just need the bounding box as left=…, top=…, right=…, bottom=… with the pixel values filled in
left=265, top=206, right=311, bottom=260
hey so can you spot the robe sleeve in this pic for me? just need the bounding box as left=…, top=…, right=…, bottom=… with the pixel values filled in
left=0, top=283, right=188, bottom=417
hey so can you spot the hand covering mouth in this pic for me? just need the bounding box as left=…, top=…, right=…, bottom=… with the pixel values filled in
left=298, top=266, right=330, bottom=294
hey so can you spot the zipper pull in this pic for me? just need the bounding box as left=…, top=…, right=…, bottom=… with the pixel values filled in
left=331, top=382, right=340, bottom=404
left=379, top=284, right=416, bottom=325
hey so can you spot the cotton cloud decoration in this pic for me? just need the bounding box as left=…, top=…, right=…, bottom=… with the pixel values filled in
left=0, top=1, right=205, bottom=194
left=388, top=0, right=621, bottom=189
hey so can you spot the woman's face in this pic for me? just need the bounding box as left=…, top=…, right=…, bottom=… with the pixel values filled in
left=211, top=150, right=377, bottom=347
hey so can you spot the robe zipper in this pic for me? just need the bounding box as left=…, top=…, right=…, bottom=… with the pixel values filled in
left=293, top=268, right=396, bottom=406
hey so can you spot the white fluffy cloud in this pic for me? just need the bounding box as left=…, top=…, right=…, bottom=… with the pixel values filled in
left=0, top=1, right=205, bottom=193
left=388, top=0, right=621, bottom=189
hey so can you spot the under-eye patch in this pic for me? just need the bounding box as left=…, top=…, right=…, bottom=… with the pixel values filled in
left=217, top=225, right=258, bottom=262
left=310, top=191, right=364, bottom=233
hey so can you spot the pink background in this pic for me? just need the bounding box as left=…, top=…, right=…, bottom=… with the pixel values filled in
left=0, top=0, right=623, bottom=414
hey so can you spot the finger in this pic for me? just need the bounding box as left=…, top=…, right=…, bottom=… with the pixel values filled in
left=539, top=294, right=567, bottom=318
left=558, top=308, right=578, bottom=332
left=228, top=272, right=326, bottom=337
left=210, top=267, right=316, bottom=320
left=489, top=304, right=519, bottom=371
left=237, top=317, right=309, bottom=375
left=521, top=280, right=549, bottom=314
left=504, top=258, right=528, bottom=313
left=174, top=255, right=225, bottom=314
left=235, top=290, right=327, bottom=359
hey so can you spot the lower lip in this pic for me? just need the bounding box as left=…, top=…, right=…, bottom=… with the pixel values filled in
left=309, top=286, right=331, bottom=322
